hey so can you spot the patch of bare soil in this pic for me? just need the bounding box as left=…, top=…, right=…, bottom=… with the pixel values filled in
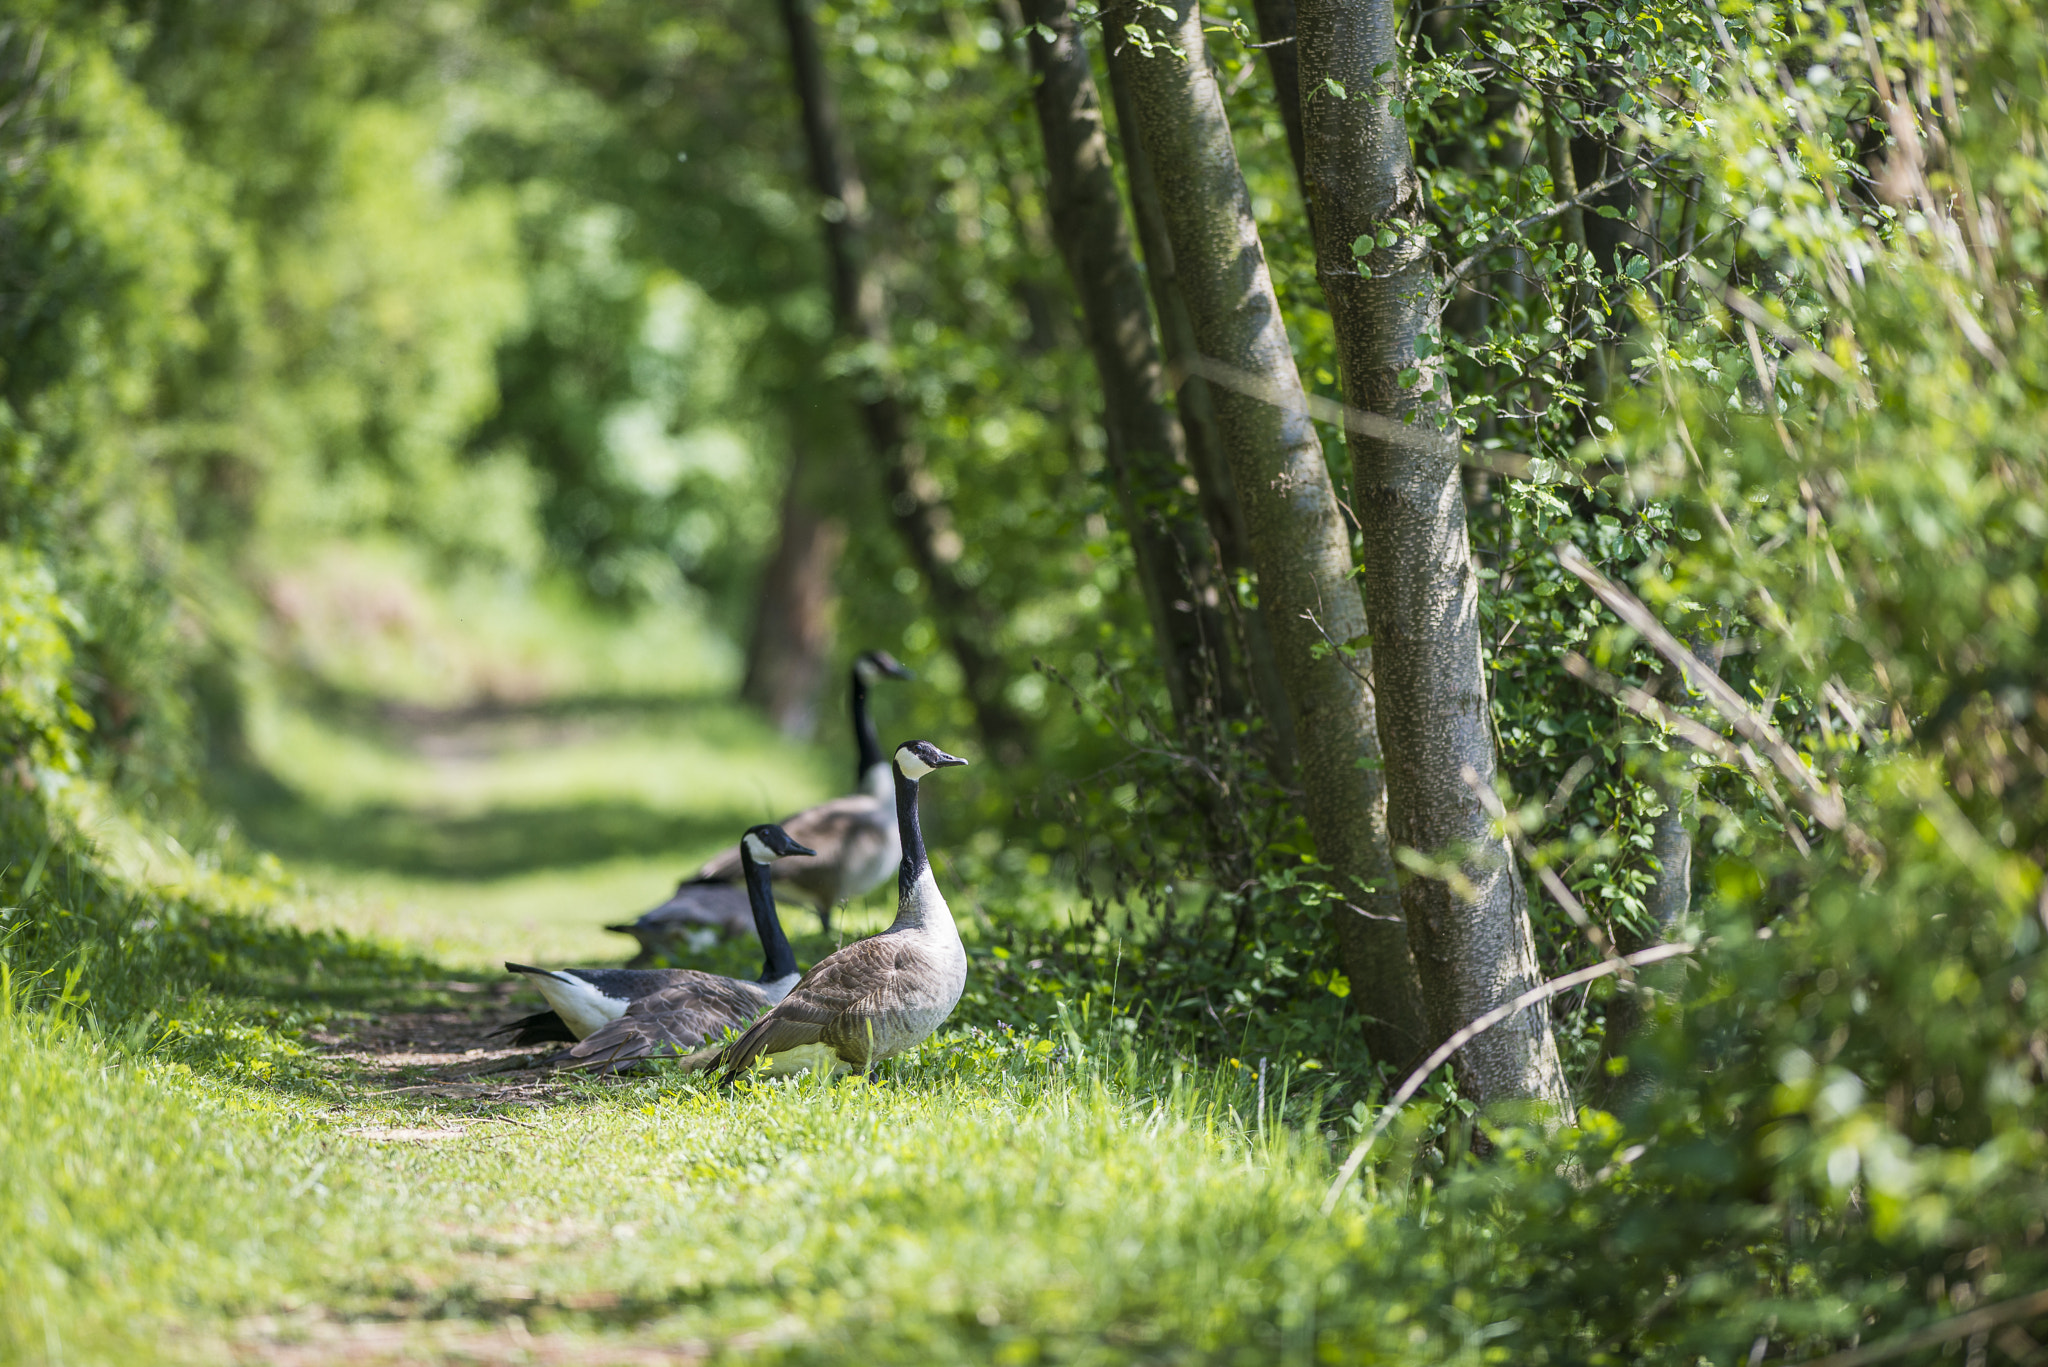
left=305, top=980, right=575, bottom=1106
left=220, top=1313, right=714, bottom=1366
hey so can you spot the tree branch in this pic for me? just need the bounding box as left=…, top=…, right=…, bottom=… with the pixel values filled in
left=1320, top=940, right=1700, bottom=1214
left=1553, top=543, right=1858, bottom=840
left=1447, top=152, right=1680, bottom=289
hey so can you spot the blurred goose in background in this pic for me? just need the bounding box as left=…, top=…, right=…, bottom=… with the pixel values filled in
left=560, top=823, right=813, bottom=1072
left=705, top=740, right=970, bottom=1083
left=493, top=824, right=811, bottom=1051
left=608, top=649, right=913, bottom=963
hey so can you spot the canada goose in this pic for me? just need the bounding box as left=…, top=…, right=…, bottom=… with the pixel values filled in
left=710, top=739, right=970, bottom=1083
left=608, top=650, right=914, bottom=962
left=493, top=824, right=812, bottom=1053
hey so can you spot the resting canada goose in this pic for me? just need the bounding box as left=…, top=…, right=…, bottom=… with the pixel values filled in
left=710, top=739, right=970, bottom=1083
left=492, top=824, right=812, bottom=1053
left=608, top=650, right=914, bottom=962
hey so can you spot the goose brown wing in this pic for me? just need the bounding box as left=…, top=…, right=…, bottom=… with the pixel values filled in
left=691, top=794, right=888, bottom=883
left=560, top=972, right=774, bottom=1073
left=717, top=937, right=918, bottom=1078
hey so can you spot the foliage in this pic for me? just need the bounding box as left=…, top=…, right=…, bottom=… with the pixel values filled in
left=3, top=0, right=2048, bottom=1359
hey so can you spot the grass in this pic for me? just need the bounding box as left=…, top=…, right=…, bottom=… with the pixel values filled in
left=15, top=575, right=1454, bottom=1364
left=4, top=560, right=1894, bottom=1367
left=0, top=980, right=1436, bottom=1366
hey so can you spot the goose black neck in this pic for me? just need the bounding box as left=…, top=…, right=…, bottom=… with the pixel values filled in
left=895, top=766, right=928, bottom=899
left=852, top=668, right=882, bottom=787
left=739, top=845, right=798, bottom=983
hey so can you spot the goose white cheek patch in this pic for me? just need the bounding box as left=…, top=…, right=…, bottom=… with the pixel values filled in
left=895, top=749, right=935, bottom=781
left=743, top=833, right=777, bottom=863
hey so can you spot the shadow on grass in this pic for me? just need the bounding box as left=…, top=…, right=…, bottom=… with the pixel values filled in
left=275, top=672, right=756, bottom=751
left=207, top=684, right=789, bottom=881
left=224, top=780, right=752, bottom=881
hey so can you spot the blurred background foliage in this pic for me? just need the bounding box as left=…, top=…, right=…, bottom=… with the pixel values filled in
left=3, top=0, right=2048, bottom=1357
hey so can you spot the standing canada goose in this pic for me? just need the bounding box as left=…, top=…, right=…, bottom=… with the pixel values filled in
left=607, top=650, right=914, bottom=962
left=492, top=824, right=812, bottom=1051
left=709, top=739, right=970, bottom=1083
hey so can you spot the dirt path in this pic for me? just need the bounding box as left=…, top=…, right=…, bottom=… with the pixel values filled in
left=304, top=980, right=575, bottom=1107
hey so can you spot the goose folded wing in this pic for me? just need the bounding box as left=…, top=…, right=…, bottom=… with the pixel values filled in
left=718, top=940, right=917, bottom=1077
left=560, top=973, right=774, bottom=1072
left=691, top=795, right=885, bottom=882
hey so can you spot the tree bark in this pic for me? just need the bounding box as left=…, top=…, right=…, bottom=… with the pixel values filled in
left=777, top=0, right=1029, bottom=760
left=1109, top=0, right=1425, bottom=1066
left=1296, top=0, right=1570, bottom=1112
left=1020, top=0, right=1240, bottom=729
left=1104, top=48, right=1300, bottom=773
left=1642, top=642, right=1717, bottom=939
left=1249, top=0, right=1311, bottom=205
left=742, top=443, right=846, bottom=739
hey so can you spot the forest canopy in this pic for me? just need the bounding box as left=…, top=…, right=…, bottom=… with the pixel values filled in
left=3, top=0, right=2047, bottom=1360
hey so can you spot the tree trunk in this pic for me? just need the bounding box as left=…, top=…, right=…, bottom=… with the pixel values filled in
left=777, top=0, right=1029, bottom=760
left=1104, top=49, right=1300, bottom=773
left=1109, top=0, right=1425, bottom=1066
left=1249, top=0, right=1311, bottom=204
left=1642, top=642, right=1716, bottom=939
left=1020, top=0, right=1240, bottom=729
left=1297, top=0, right=1570, bottom=1112
left=742, top=443, right=847, bottom=739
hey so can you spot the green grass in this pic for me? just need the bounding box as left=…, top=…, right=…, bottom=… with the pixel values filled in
left=2, top=982, right=1441, bottom=1366
left=1, top=580, right=1442, bottom=1366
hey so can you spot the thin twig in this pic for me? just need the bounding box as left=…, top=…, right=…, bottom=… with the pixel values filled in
left=1460, top=764, right=1610, bottom=955
left=1691, top=264, right=1853, bottom=387
left=1794, top=1287, right=2048, bottom=1367
left=1447, top=152, right=1681, bottom=289
left=1319, top=941, right=1699, bottom=1214
left=1170, top=354, right=1460, bottom=455
left=1300, top=595, right=1375, bottom=693
left=1553, top=544, right=1861, bottom=846
left=1560, top=653, right=1745, bottom=765
left=1562, top=651, right=1816, bottom=857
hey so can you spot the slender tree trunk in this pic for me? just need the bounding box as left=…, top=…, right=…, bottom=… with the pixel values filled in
left=1642, top=642, right=1716, bottom=938
left=778, top=0, right=1029, bottom=760
left=1250, top=0, right=1311, bottom=203
left=742, top=443, right=846, bottom=739
left=1105, top=51, right=1300, bottom=773
left=1109, top=0, right=1425, bottom=1065
left=1020, top=0, right=1240, bottom=729
left=1296, top=0, right=1570, bottom=1112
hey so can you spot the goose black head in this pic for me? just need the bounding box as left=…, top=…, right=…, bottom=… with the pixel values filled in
left=741, top=823, right=818, bottom=864
left=854, top=650, right=915, bottom=684
left=893, top=740, right=970, bottom=781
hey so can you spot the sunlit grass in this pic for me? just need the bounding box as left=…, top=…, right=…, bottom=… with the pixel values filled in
left=1, top=980, right=1423, bottom=1367
left=6, top=558, right=1418, bottom=1365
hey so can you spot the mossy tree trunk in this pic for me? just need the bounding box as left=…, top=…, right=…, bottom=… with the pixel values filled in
left=1109, top=0, right=1425, bottom=1066
left=1297, top=0, right=1570, bottom=1112
left=1104, top=57, right=1300, bottom=773
left=1020, top=0, right=1241, bottom=731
